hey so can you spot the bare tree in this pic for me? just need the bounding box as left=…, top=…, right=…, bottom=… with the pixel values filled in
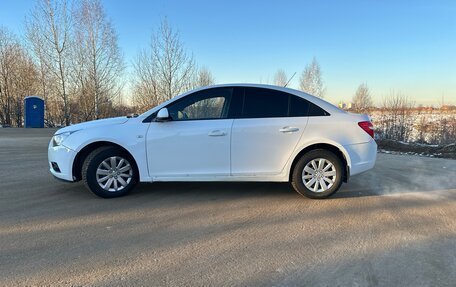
left=132, top=19, right=195, bottom=112
left=378, top=91, right=414, bottom=141
left=194, top=67, right=214, bottom=87
left=352, top=83, right=373, bottom=114
left=299, top=57, right=325, bottom=98
left=26, top=23, right=56, bottom=126
left=0, top=27, right=39, bottom=127
left=11, top=49, right=39, bottom=126
left=445, top=115, right=456, bottom=144
left=72, top=0, right=124, bottom=120
left=273, top=69, right=287, bottom=86
left=26, top=0, right=73, bottom=126
left=70, top=25, right=91, bottom=122
left=0, top=27, right=16, bottom=126
left=132, top=48, right=160, bottom=112
left=415, top=114, right=430, bottom=143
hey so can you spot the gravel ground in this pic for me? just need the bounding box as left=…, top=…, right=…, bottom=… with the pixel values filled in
left=0, top=128, right=455, bottom=286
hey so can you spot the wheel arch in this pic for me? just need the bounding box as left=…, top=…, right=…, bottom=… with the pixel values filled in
left=72, top=141, right=139, bottom=182
left=288, top=143, right=350, bottom=182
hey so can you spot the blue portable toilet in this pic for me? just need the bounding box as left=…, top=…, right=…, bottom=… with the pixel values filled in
left=24, top=96, right=45, bottom=128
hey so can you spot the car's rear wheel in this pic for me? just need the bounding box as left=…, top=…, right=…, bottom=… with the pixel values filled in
left=291, top=149, right=343, bottom=199
left=82, top=146, right=138, bottom=198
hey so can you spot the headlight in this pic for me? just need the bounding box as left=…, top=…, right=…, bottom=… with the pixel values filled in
left=52, top=131, right=75, bottom=146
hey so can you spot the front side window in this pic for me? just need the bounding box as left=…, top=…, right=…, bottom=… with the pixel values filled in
left=167, top=88, right=233, bottom=121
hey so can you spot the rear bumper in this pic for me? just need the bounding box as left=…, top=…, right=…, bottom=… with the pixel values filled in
left=344, top=140, right=377, bottom=176
left=48, top=141, right=77, bottom=182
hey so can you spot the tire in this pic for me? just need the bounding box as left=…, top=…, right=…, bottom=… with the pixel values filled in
left=291, top=149, right=343, bottom=199
left=82, top=146, right=138, bottom=198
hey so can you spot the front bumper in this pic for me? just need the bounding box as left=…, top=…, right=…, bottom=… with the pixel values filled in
left=48, top=141, right=77, bottom=182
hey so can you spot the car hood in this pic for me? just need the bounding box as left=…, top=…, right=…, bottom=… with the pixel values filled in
left=55, top=116, right=129, bottom=135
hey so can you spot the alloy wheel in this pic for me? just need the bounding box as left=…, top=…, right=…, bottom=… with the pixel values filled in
left=96, top=156, right=133, bottom=192
left=302, top=158, right=337, bottom=193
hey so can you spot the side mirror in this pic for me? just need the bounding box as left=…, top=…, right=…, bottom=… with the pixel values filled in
left=155, top=108, right=170, bottom=122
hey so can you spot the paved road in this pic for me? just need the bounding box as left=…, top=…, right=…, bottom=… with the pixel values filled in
left=1, top=128, right=455, bottom=286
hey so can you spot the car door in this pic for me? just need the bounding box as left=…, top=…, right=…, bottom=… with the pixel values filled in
left=146, top=87, right=234, bottom=179
left=231, top=87, right=309, bottom=176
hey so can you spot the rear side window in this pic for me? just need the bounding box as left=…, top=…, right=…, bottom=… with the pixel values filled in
left=289, top=94, right=329, bottom=117
left=242, top=87, right=289, bottom=118
left=308, top=102, right=330, bottom=116
left=240, top=88, right=330, bottom=118
left=289, top=95, right=310, bottom=117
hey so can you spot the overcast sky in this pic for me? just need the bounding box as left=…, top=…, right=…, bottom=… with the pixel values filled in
left=1, top=0, right=455, bottom=105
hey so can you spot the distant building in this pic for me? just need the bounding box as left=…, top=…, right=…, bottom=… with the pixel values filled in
left=338, top=101, right=352, bottom=110
left=441, top=105, right=456, bottom=112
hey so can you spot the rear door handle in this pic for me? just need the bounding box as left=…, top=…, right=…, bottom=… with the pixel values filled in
left=279, top=126, right=299, bottom=133
left=208, top=130, right=227, bottom=136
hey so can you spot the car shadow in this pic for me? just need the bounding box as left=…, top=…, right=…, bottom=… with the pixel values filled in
left=131, top=181, right=296, bottom=200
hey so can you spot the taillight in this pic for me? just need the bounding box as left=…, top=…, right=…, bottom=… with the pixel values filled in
left=358, top=121, right=374, bottom=138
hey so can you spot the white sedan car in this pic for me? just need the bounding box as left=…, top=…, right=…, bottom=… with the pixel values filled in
left=48, top=84, right=377, bottom=199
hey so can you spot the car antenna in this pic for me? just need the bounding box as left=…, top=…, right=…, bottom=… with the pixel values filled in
left=284, top=72, right=296, bottom=87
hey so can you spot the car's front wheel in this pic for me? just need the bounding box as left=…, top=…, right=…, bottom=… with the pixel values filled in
left=291, top=149, right=343, bottom=199
left=82, top=146, right=138, bottom=198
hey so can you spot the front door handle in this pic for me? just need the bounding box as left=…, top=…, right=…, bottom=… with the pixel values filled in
left=208, top=130, right=227, bottom=137
left=279, top=126, right=299, bottom=133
